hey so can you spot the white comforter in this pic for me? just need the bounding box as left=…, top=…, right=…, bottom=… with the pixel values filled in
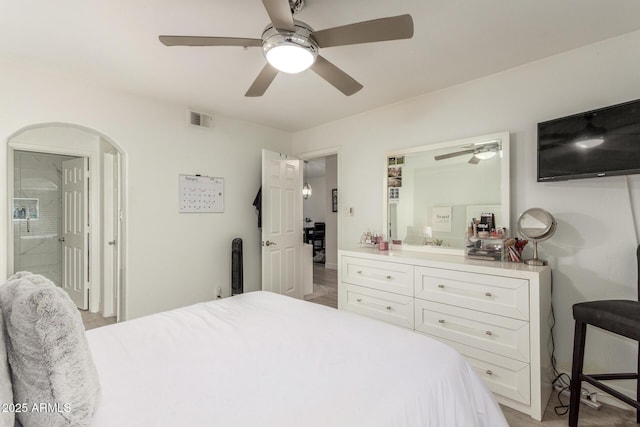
left=87, top=291, right=508, bottom=427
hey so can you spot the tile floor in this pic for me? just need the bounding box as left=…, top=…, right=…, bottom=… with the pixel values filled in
left=502, top=391, right=636, bottom=426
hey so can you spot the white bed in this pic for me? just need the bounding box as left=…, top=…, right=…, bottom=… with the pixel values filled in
left=86, top=291, right=507, bottom=427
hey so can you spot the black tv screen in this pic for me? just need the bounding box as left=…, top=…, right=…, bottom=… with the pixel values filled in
left=537, top=98, right=640, bottom=182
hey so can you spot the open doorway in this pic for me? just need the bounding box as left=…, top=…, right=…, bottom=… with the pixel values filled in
left=7, top=124, right=126, bottom=325
left=301, top=153, right=338, bottom=308
left=12, top=151, right=80, bottom=292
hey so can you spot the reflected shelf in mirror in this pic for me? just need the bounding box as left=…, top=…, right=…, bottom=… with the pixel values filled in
left=384, top=131, right=510, bottom=255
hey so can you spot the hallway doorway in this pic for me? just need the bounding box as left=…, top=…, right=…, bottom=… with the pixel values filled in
left=300, top=149, right=339, bottom=307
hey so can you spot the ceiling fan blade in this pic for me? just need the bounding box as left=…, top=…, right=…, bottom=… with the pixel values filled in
left=245, top=64, right=279, bottom=97
left=312, top=14, right=414, bottom=48
left=434, top=149, right=475, bottom=161
left=262, top=0, right=295, bottom=31
left=310, top=55, right=363, bottom=96
left=468, top=155, right=481, bottom=165
left=159, top=36, right=262, bottom=47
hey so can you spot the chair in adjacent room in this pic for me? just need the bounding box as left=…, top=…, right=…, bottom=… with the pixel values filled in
left=568, top=245, right=640, bottom=426
left=312, top=222, right=325, bottom=263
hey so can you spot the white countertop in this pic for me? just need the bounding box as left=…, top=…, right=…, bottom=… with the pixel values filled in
left=340, top=246, right=549, bottom=279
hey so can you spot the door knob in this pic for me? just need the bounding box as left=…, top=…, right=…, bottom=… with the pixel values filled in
left=108, top=240, right=117, bottom=246
left=264, top=240, right=277, bottom=247
left=57, top=237, right=65, bottom=242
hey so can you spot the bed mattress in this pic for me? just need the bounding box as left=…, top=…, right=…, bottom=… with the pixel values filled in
left=86, top=291, right=508, bottom=427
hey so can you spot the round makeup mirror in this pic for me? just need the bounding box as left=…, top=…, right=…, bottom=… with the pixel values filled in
left=517, top=208, right=557, bottom=266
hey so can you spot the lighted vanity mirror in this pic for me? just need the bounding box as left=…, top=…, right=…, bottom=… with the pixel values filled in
left=384, top=131, right=510, bottom=255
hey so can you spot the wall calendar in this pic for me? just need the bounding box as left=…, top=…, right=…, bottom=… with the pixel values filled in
left=179, top=175, right=224, bottom=213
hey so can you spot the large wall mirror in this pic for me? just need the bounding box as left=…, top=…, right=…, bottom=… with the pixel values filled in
left=383, top=131, right=510, bottom=255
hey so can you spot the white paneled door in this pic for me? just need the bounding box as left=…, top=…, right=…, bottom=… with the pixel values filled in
left=62, top=157, right=89, bottom=309
left=261, top=149, right=303, bottom=299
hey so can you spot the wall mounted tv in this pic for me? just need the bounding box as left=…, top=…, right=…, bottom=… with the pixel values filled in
left=537, top=98, right=640, bottom=182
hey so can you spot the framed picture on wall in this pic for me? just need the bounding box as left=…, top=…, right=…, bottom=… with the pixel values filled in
left=332, top=189, right=338, bottom=212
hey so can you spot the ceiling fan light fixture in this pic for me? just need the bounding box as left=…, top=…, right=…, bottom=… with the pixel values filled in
left=262, top=22, right=318, bottom=74
left=474, top=151, right=497, bottom=160
left=265, top=44, right=316, bottom=73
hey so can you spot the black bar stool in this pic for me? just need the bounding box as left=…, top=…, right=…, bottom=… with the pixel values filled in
left=568, top=246, right=640, bottom=426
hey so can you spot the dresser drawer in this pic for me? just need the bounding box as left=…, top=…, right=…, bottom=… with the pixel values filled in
left=415, top=300, right=529, bottom=362
left=341, top=256, right=413, bottom=296
left=415, top=266, right=529, bottom=320
left=341, top=284, right=414, bottom=329
left=434, top=336, right=531, bottom=405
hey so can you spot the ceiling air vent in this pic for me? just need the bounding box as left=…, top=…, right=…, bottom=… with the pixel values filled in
left=188, top=109, right=214, bottom=129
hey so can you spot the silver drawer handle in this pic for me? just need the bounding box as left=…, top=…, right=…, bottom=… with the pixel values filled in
left=356, top=298, right=392, bottom=311
left=437, top=284, right=493, bottom=298
left=437, top=319, right=494, bottom=337
left=486, top=370, right=493, bottom=376
left=357, top=270, right=392, bottom=280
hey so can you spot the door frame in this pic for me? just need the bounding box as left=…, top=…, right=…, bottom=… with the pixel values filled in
left=6, top=124, right=127, bottom=321
left=102, top=152, right=118, bottom=317
left=8, top=145, right=96, bottom=308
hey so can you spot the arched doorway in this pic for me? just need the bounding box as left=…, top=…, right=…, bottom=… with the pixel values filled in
left=7, top=123, right=127, bottom=322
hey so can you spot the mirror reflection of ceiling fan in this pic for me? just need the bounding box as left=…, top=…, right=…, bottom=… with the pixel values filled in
left=158, top=0, right=414, bottom=97
left=434, top=141, right=501, bottom=164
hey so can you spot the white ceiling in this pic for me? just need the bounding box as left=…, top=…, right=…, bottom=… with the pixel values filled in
left=2, top=1, right=640, bottom=132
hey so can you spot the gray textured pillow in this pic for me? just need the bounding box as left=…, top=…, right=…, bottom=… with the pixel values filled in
left=0, top=272, right=100, bottom=427
left=0, top=304, right=14, bottom=427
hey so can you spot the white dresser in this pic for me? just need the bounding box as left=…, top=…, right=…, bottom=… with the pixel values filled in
left=338, top=248, right=552, bottom=421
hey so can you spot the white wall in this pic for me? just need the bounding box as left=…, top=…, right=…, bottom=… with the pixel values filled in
left=0, top=60, right=291, bottom=320
left=292, top=30, right=640, bottom=397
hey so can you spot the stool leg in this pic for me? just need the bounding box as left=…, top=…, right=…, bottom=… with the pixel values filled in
left=637, top=341, right=639, bottom=424
left=569, top=320, right=586, bottom=427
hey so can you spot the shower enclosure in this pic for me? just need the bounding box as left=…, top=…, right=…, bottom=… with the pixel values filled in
left=13, top=151, right=78, bottom=286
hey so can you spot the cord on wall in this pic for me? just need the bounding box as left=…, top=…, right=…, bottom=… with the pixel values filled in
left=625, top=176, right=639, bottom=248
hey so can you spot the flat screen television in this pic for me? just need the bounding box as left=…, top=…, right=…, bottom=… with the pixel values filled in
left=537, top=98, right=640, bottom=182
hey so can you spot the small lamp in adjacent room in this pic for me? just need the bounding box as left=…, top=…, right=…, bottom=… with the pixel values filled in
left=302, top=161, right=312, bottom=199
left=302, top=182, right=312, bottom=199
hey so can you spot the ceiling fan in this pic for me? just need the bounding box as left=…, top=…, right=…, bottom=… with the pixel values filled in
left=159, top=0, right=414, bottom=97
left=434, top=141, right=501, bottom=164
